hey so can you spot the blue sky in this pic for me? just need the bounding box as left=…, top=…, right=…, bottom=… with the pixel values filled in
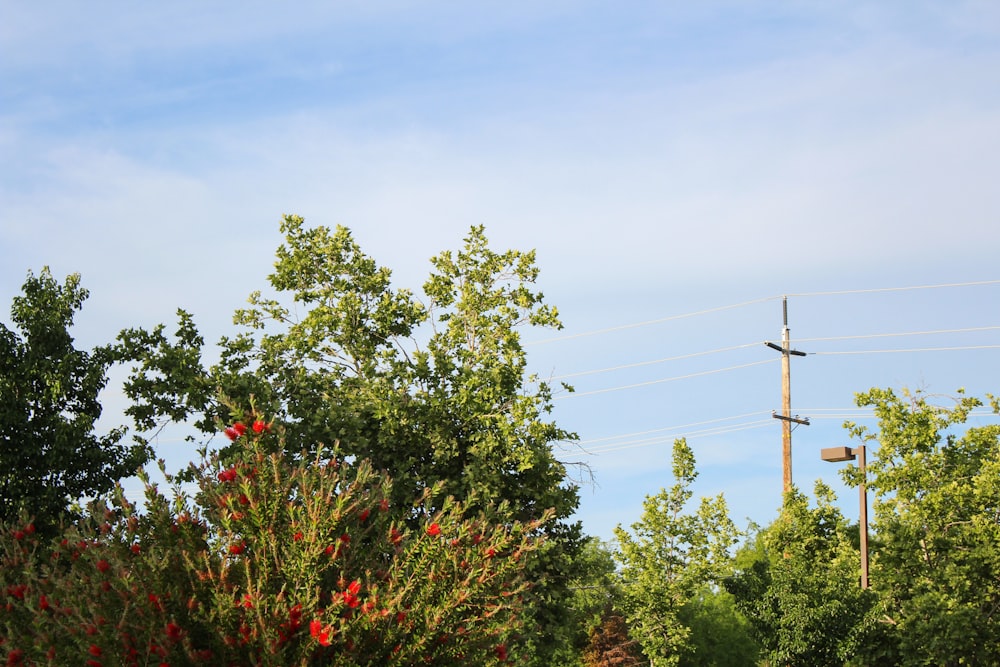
left=3, top=1, right=1000, bottom=542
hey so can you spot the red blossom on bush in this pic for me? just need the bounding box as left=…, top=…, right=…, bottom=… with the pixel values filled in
left=251, top=420, right=270, bottom=434
left=310, top=620, right=333, bottom=646
left=228, top=543, right=245, bottom=556
left=496, top=643, right=509, bottom=662
left=165, top=621, right=182, bottom=641
left=217, top=467, right=238, bottom=482
left=95, top=559, right=110, bottom=573
left=427, top=523, right=442, bottom=537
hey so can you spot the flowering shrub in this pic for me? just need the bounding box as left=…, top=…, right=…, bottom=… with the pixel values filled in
left=0, top=421, right=546, bottom=665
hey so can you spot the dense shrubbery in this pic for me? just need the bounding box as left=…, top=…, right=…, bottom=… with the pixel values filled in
left=1, top=422, right=546, bottom=666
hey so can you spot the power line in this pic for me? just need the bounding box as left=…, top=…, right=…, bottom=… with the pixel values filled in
left=527, top=280, right=1000, bottom=347
left=814, top=344, right=1000, bottom=356
left=555, top=358, right=779, bottom=400
left=786, top=279, right=1000, bottom=298
left=542, top=326, right=999, bottom=383
left=577, top=411, right=772, bottom=445
left=525, top=296, right=780, bottom=346
left=797, top=326, right=1000, bottom=343
left=549, top=342, right=761, bottom=380
left=586, top=420, right=775, bottom=455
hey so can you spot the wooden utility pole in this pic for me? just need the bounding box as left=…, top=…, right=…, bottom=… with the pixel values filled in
left=766, top=297, right=808, bottom=494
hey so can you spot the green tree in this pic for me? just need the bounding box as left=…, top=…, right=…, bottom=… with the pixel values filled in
left=678, top=587, right=758, bottom=667
left=547, top=537, right=624, bottom=666
left=724, top=483, right=879, bottom=666
left=117, top=217, right=583, bottom=662
left=0, top=268, right=148, bottom=533
left=845, top=388, right=1000, bottom=665
left=613, top=439, right=738, bottom=667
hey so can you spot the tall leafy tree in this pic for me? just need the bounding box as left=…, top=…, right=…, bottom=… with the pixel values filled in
left=117, top=216, right=583, bottom=662
left=613, top=439, right=738, bottom=667
left=844, top=388, right=1000, bottom=665
left=724, top=483, right=879, bottom=666
left=0, top=268, right=148, bottom=532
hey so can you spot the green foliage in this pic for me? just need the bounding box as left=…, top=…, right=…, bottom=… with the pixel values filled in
left=724, top=483, right=879, bottom=666
left=544, top=537, right=623, bottom=666
left=0, top=268, right=149, bottom=533
left=613, top=439, right=738, bottom=667
left=0, top=423, right=544, bottom=665
left=116, top=217, right=583, bottom=664
left=845, top=388, right=1000, bottom=665
left=678, top=588, right=758, bottom=667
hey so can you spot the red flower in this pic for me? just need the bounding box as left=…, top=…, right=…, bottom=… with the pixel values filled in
left=96, top=559, right=110, bottom=574
left=88, top=644, right=102, bottom=657
left=130, top=544, right=141, bottom=555
left=39, top=594, right=50, bottom=611
left=241, top=594, right=253, bottom=609
left=6, top=648, right=24, bottom=665
left=389, top=527, right=403, bottom=545
left=228, top=543, right=245, bottom=556
left=224, top=427, right=239, bottom=441
left=232, top=422, right=247, bottom=436
left=165, top=622, right=182, bottom=641
left=310, top=620, right=333, bottom=646
left=495, top=644, right=508, bottom=662
left=358, top=508, right=370, bottom=522
left=293, top=531, right=304, bottom=542
left=426, top=523, right=441, bottom=537
left=485, top=547, right=497, bottom=558
left=12, top=530, right=24, bottom=540
left=251, top=420, right=270, bottom=433
left=379, top=498, right=389, bottom=512
left=339, top=533, right=350, bottom=544
left=217, top=467, right=238, bottom=482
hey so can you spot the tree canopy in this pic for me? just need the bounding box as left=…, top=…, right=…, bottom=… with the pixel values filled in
left=0, top=268, right=148, bottom=533
left=116, top=216, right=583, bottom=663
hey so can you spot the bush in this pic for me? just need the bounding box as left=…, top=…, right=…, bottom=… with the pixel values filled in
left=0, top=421, right=547, bottom=666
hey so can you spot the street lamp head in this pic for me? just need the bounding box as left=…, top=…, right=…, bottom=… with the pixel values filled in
left=821, top=446, right=856, bottom=463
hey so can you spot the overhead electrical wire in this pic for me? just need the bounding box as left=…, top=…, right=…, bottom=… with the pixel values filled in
left=785, top=279, right=1000, bottom=298
left=584, top=420, right=775, bottom=455
left=549, top=342, right=761, bottom=380
left=540, top=326, right=1000, bottom=382
left=527, top=280, right=1000, bottom=346
left=796, top=325, right=1000, bottom=343
left=525, top=296, right=780, bottom=345
left=555, top=358, right=779, bottom=400
left=814, top=344, right=1000, bottom=356
left=576, top=411, right=772, bottom=445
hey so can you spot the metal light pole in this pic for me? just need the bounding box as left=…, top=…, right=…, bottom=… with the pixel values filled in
left=820, top=445, right=869, bottom=589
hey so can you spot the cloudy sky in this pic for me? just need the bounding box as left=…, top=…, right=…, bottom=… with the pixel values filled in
left=3, top=1, right=1000, bottom=541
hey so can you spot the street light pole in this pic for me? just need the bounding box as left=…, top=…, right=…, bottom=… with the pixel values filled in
left=820, top=445, right=870, bottom=589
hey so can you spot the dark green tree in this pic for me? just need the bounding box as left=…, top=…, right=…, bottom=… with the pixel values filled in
left=0, top=268, right=148, bottom=533
left=117, top=216, right=583, bottom=663
left=845, top=388, right=1000, bottom=665
left=724, top=483, right=880, bottom=666
left=678, top=587, right=758, bottom=667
